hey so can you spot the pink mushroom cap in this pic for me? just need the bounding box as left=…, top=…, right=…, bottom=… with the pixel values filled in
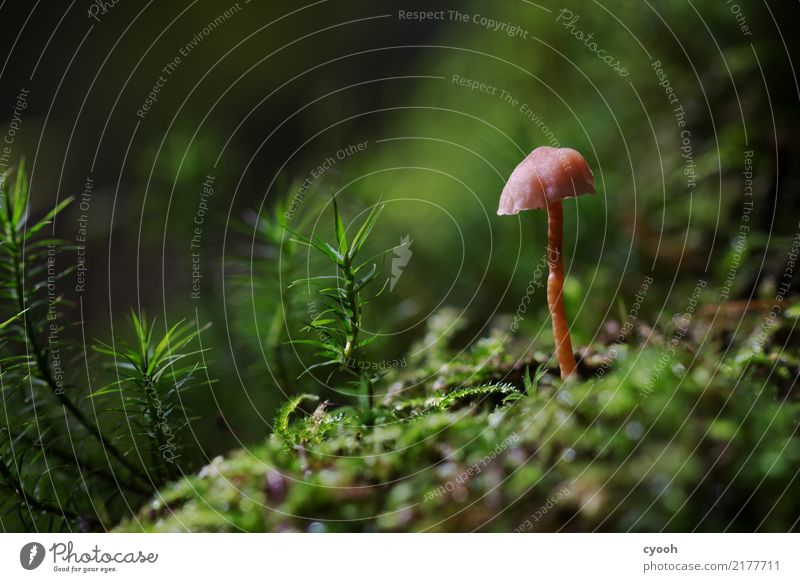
left=497, top=146, right=595, bottom=215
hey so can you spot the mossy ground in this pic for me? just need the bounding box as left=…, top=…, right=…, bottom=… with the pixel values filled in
left=117, top=310, right=800, bottom=532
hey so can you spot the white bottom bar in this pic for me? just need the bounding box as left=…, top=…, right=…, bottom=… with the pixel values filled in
left=1, top=533, right=796, bottom=581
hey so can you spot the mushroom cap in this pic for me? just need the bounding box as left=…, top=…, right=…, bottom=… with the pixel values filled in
left=497, top=146, right=595, bottom=215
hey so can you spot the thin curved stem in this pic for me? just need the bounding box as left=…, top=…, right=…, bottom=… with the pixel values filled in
left=546, top=200, right=577, bottom=380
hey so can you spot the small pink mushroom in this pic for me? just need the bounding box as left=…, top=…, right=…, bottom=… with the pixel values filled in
left=498, top=146, right=595, bottom=380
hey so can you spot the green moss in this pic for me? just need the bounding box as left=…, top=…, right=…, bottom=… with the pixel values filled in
left=117, top=325, right=800, bottom=532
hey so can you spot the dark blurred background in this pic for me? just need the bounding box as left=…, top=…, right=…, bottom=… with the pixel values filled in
left=1, top=0, right=798, bottom=464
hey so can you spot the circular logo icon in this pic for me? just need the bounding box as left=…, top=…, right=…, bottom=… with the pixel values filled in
left=19, top=542, right=45, bottom=570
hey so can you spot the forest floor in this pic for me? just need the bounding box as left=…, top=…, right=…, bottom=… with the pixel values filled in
left=116, top=308, right=800, bottom=532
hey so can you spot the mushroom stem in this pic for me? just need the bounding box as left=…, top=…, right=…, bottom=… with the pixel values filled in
left=545, top=200, right=577, bottom=379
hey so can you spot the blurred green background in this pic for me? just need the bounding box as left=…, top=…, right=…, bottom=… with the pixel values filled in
left=2, top=0, right=798, bottom=471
